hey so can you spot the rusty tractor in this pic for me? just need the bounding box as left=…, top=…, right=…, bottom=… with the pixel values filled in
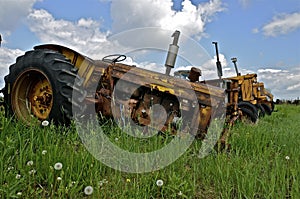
left=2, top=31, right=229, bottom=143
left=209, top=42, right=274, bottom=124
left=174, top=42, right=274, bottom=125
left=206, top=42, right=274, bottom=124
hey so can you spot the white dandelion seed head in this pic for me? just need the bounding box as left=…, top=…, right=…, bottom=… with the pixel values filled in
left=54, top=162, right=63, bottom=170
left=156, top=179, right=163, bottom=187
left=99, top=179, right=108, bottom=185
left=28, top=169, right=36, bottom=175
left=42, top=150, right=47, bottom=155
left=84, top=186, right=93, bottom=195
left=69, top=181, right=76, bottom=187
left=7, top=166, right=14, bottom=171
left=285, top=156, right=290, bottom=160
left=15, top=174, right=21, bottom=179
left=17, top=192, right=22, bottom=196
left=178, top=191, right=183, bottom=196
left=57, top=177, right=62, bottom=181
left=27, top=160, right=33, bottom=166
left=41, top=120, right=49, bottom=127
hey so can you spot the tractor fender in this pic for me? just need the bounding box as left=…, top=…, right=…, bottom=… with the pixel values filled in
left=34, top=44, right=97, bottom=86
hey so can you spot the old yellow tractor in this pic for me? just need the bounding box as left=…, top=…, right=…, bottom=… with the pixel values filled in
left=2, top=31, right=227, bottom=142
left=174, top=42, right=275, bottom=124
left=207, top=42, right=274, bottom=123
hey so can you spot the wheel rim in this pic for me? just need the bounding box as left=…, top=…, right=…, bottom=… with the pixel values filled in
left=11, top=69, right=53, bottom=123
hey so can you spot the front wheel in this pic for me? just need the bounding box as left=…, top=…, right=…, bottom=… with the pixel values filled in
left=4, top=49, right=86, bottom=125
left=239, top=107, right=258, bottom=123
left=238, top=101, right=258, bottom=123
left=261, top=103, right=272, bottom=115
left=256, top=103, right=265, bottom=118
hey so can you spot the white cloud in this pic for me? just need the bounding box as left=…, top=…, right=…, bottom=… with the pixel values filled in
left=0, top=47, right=24, bottom=85
left=0, top=0, right=40, bottom=33
left=257, top=67, right=300, bottom=99
left=111, top=0, right=224, bottom=39
left=161, top=0, right=224, bottom=39
left=24, top=0, right=225, bottom=64
left=27, top=9, right=125, bottom=59
left=257, top=69, right=285, bottom=73
left=262, top=12, right=300, bottom=37
left=173, top=53, right=230, bottom=81
left=287, top=83, right=300, bottom=91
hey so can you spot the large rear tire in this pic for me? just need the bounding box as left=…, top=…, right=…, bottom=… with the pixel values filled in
left=4, top=49, right=86, bottom=125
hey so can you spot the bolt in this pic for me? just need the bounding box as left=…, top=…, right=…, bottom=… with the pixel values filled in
left=141, top=109, right=147, bottom=117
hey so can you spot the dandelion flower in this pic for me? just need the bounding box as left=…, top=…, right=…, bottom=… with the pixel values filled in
left=69, top=181, right=76, bottom=187
left=28, top=169, right=36, bottom=175
left=15, top=174, right=21, bottom=179
left=54, top=162, right=63, bottom=170
left=7, top=166, right=14, bottom=171
left=99, top=179, right=108, bottom=186
left=27, top=160, right=33, bottom=166
left=42, top=150, right=47, bottom=155
left=156, top=179, right=163, bottom=187
left=41, top=120, right=49, bottom=127
left=285, top=156, right=290, bottom=160
left=126, top=178, right=131, bottom=183
left=84, top=186, right=93, bottom=195
left=57, top=177, right=62, bottom=181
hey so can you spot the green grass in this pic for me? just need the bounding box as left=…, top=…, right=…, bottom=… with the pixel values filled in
left=0, top=104, right=299, bottom=198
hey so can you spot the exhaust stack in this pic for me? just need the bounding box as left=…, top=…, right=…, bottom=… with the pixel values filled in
left=231, top=57, right=241, bottom=76
left=212, top=42, right=223, bottom=79
left=165, top=30, right=180, bottom=75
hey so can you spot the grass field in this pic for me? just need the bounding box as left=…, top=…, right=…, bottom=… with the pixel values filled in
left=0, top=104, right=299, bottom=198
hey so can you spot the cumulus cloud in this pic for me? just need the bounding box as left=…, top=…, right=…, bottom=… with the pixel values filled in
left=262, top=12, right=300, bottom=37
left=257, top=67, right=300, bottom=99
left=0, top=47, right=24, bottom=86
left=12, top=0, right=225, bottom=63
left=27, top=9, right=125, bottom=59
left=0, top=0, right=40, bottom=33
left=161, top=0, right=224, bottom=39
left=172, top=53, right=233, bottom=81
left=111, top=0, right=224, bottom=39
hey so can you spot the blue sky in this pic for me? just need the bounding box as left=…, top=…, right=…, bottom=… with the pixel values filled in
left=0, top=0, right=299, bottom=99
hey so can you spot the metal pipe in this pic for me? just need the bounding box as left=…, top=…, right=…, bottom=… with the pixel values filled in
left=212, top=42, right=223, bottom=79
left=165, top=30, right=180, bottom=75
left=231, top=57, right=240, bottom=76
